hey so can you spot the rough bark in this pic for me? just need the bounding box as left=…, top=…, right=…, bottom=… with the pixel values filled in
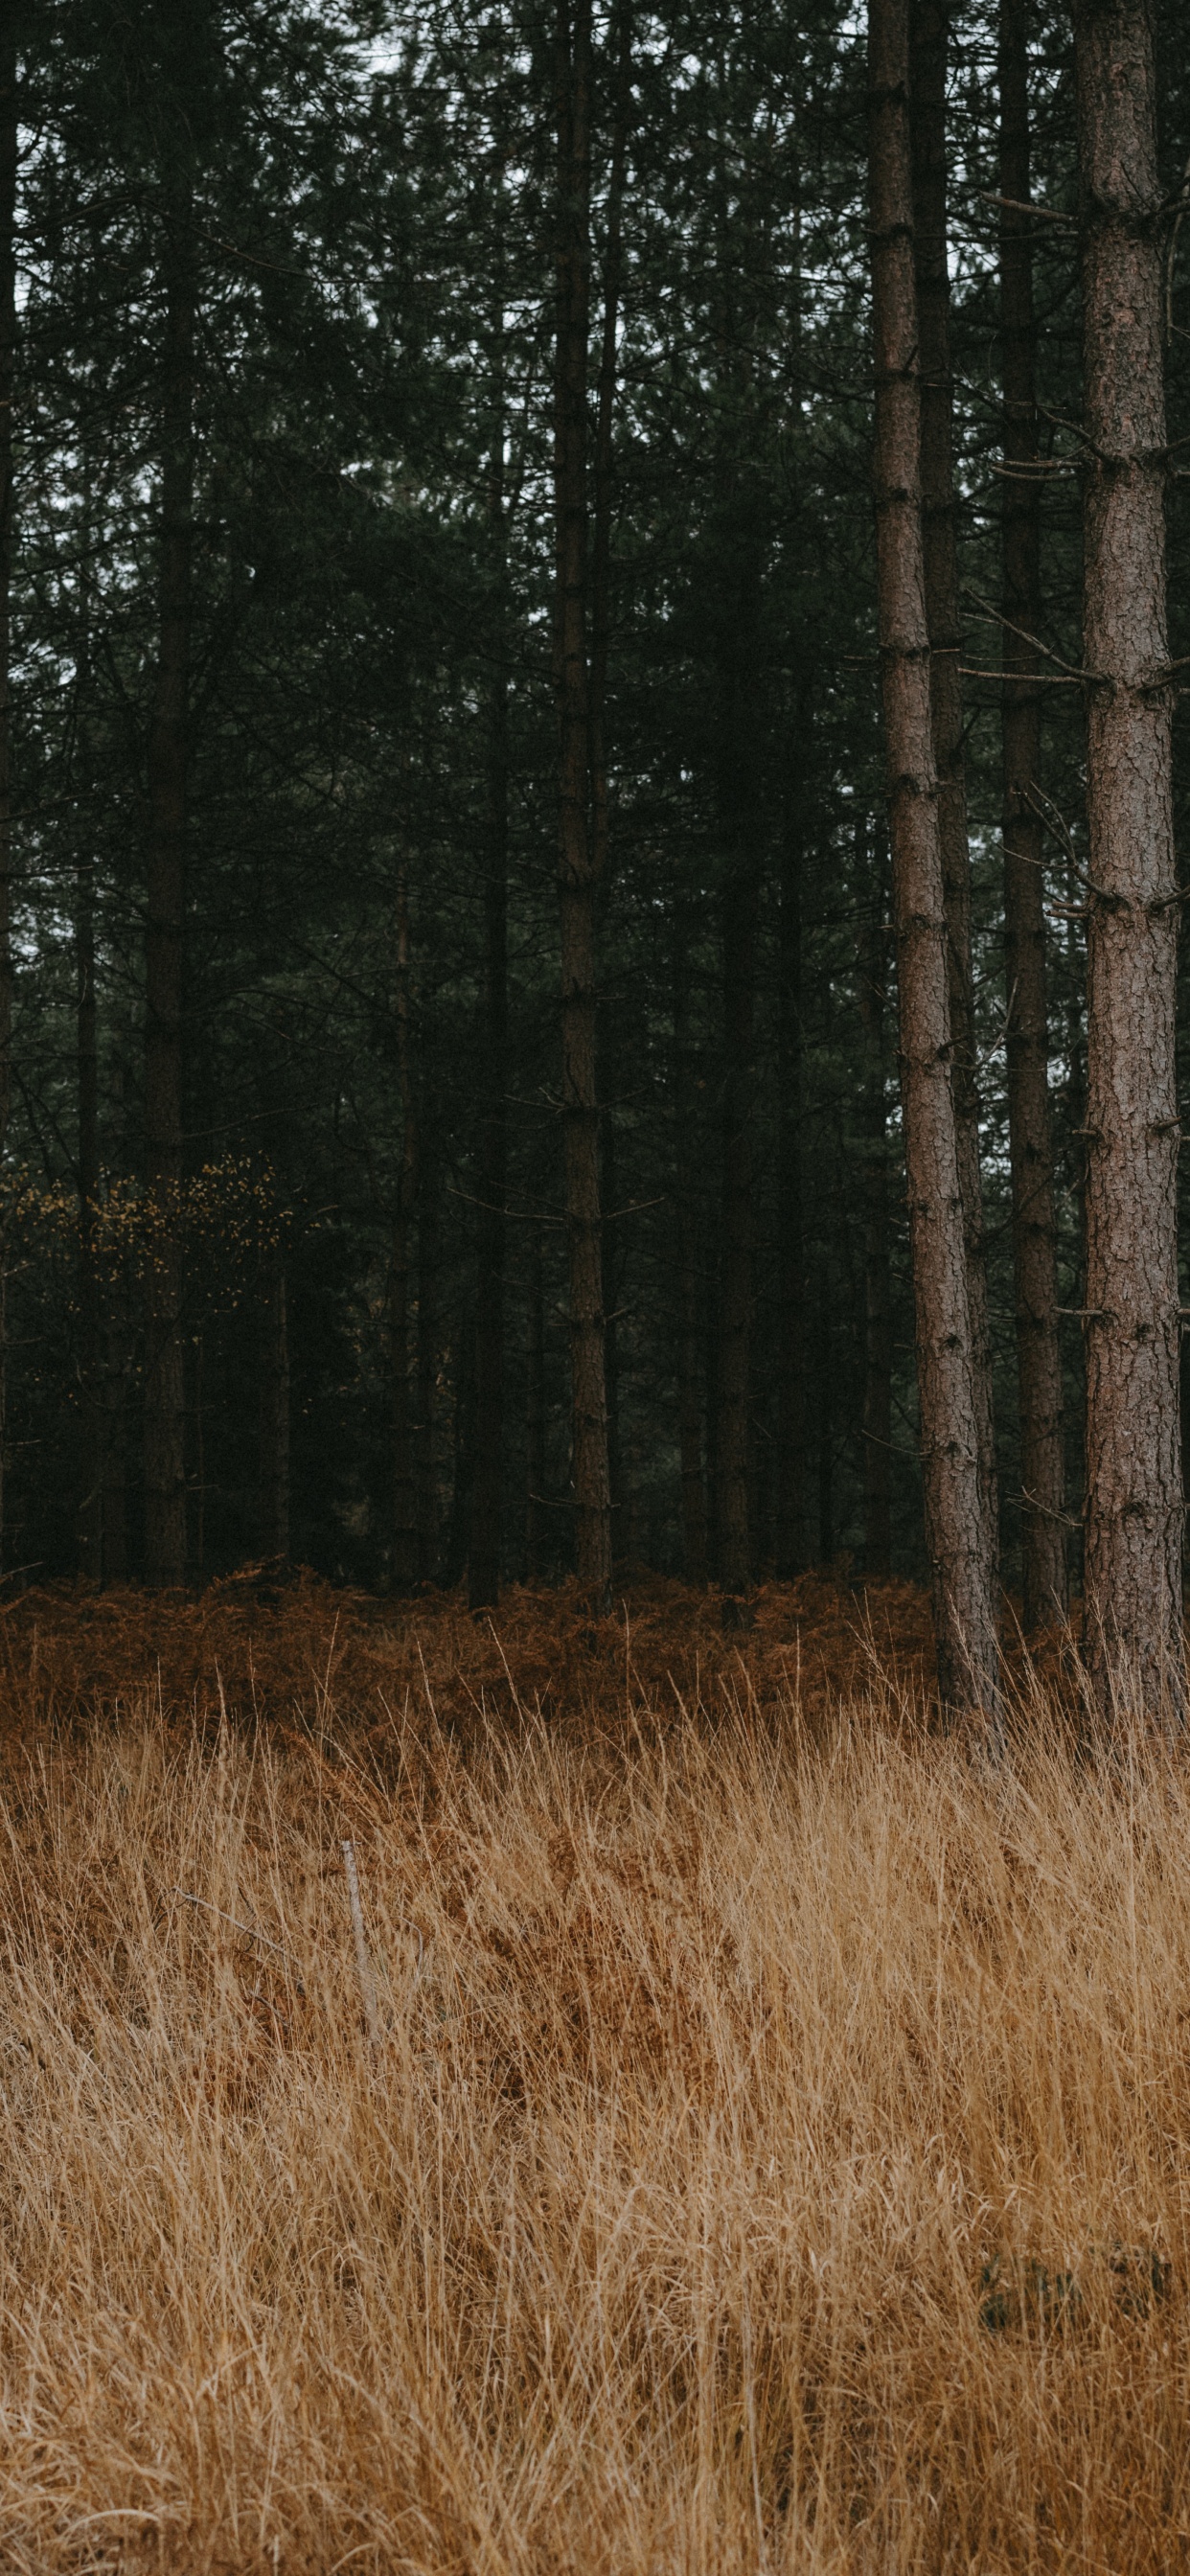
left=868, top=0, right=1001, bottom=1719
left=143, top=219, right=194, bottom=1587
left=554, top=0, right=611, bottom=1605
left=858, top=827, right=894, bottom=1580
left=390, top=861, right=418, bottom=1589
left=1075, top=0, right=1182, bottom=1720
left=910, top=0, right=997, bottom=1571
left=998, top=0, right=1066, bottom=1628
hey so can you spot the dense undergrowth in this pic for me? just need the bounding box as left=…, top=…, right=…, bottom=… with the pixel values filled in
left=0, top=1581, right=1185, bottom=2570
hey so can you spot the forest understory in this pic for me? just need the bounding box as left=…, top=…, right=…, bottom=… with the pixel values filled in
left=0, top=1580, right=1187, bottom=2572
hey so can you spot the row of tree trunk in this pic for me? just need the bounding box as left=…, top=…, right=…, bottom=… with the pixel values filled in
left=527, top=0, right=1182, bottom=1730
left=866, top=0, right=1181, bottom=1727
left=17, top=0, right=1179, bottom=1734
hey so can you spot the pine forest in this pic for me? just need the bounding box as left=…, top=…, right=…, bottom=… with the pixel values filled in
left=5, top=0, right=1185, bottom=1682
left=4, top=1, right=1190, bottom=2564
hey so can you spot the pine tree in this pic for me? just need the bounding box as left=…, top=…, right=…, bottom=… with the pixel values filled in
left=1075, top=0, right=1182, bottom=1720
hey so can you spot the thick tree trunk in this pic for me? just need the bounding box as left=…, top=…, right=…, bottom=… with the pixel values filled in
left=858, top=828, right=894, bottom=1580
left=868, top=0, right=1000, bottom=1719
left=775, top=774, right=806, bottom=1580
left=910, top=0, right=997, bottom=1571
left=998, top=0, right=1066, bottom=1629
left=259, top=1270, right=289, bottom=1562
left=143, top=224, right=194, bottom=1586
left=1075, top=0, right=1182, bottom=1720
left=673, top=905, right=707, bottom=1582
left=554, top=0, right=611, bottom=1604
left=468, top=471, right=509, bottom=1612
left=391, top=861, right=418, bottom=1589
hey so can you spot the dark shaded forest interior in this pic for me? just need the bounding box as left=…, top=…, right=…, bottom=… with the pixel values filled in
left=6, top=0, right=1190, bottom=1693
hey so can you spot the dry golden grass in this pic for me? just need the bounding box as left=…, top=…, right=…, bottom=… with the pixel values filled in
left=0, top=1588, right=1185, bottom=2571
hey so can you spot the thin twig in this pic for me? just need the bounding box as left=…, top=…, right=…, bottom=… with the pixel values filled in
left=962, top=586, right=1092, bottom=681
left=960, top=666, right=1083, bottom=685
left=978, top=189, right=1075, bottom=227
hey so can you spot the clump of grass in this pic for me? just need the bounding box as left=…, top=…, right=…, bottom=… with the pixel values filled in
left=0, top=1660, right=1186, bottom=2570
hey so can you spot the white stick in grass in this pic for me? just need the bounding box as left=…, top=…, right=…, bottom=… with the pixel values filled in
left=341, top=1839, right=382, bottom=2051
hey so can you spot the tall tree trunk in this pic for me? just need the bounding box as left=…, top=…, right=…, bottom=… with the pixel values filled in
left=868, top=0, right=1000, bottom=1719
left=588, top=8, right=631, bottom=1580
left=103, top=1349, right=127, bottom=1580
left=713, top=521, right=763, bottom=1609
left=468, top=451, right=509, bottom=1612
left=1075, top=0, right=1181, bottom=1720
left=601, top=1041, right=624, bottom=1557
left=260, top=1270, right=289, bottom=1562
left=775, top=770, right=806, bottom=1579
left=673, top=904, right=707, bottom=1581
left=192, top=1329, right=205, bottom=1582
left=391, top=860, right=418, bottom=1589
left=815, top=1269, right=835, bottom=1565
left=588, top=0, right=629, bottom=895
left=716, top=839, right=758, bottom=1606
left=0, top=6, right=16, bottom=1576
left=443, top=1289, right=472, bottom=1589
left=858, top=826, right=894, bottom=1580
left=910, top=0, right=997, bottom=1573
left=143, top=219, right=194, bottom=1587
left=76, top=846, right=102, bottom=1580
left=524, top=1219, right=546, bottom=1580
left=416, top=1127, right=439, bottom=1582
left=554, top=0, right=611, bottom=1604
left=998, top=0, right=1066, bottom=1629
left=704, top=1279, right=720, bottom=1576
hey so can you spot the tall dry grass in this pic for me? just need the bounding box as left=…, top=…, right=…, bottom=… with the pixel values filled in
left=0, top=1622, right=1187, bottom=2570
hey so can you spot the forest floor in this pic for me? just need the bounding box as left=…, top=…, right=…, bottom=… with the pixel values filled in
left=0, top=1576, right=1185, bottom=2570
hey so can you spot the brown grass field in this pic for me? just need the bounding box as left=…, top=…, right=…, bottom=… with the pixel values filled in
left=0, top=1574, right=1186, bottom=2572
